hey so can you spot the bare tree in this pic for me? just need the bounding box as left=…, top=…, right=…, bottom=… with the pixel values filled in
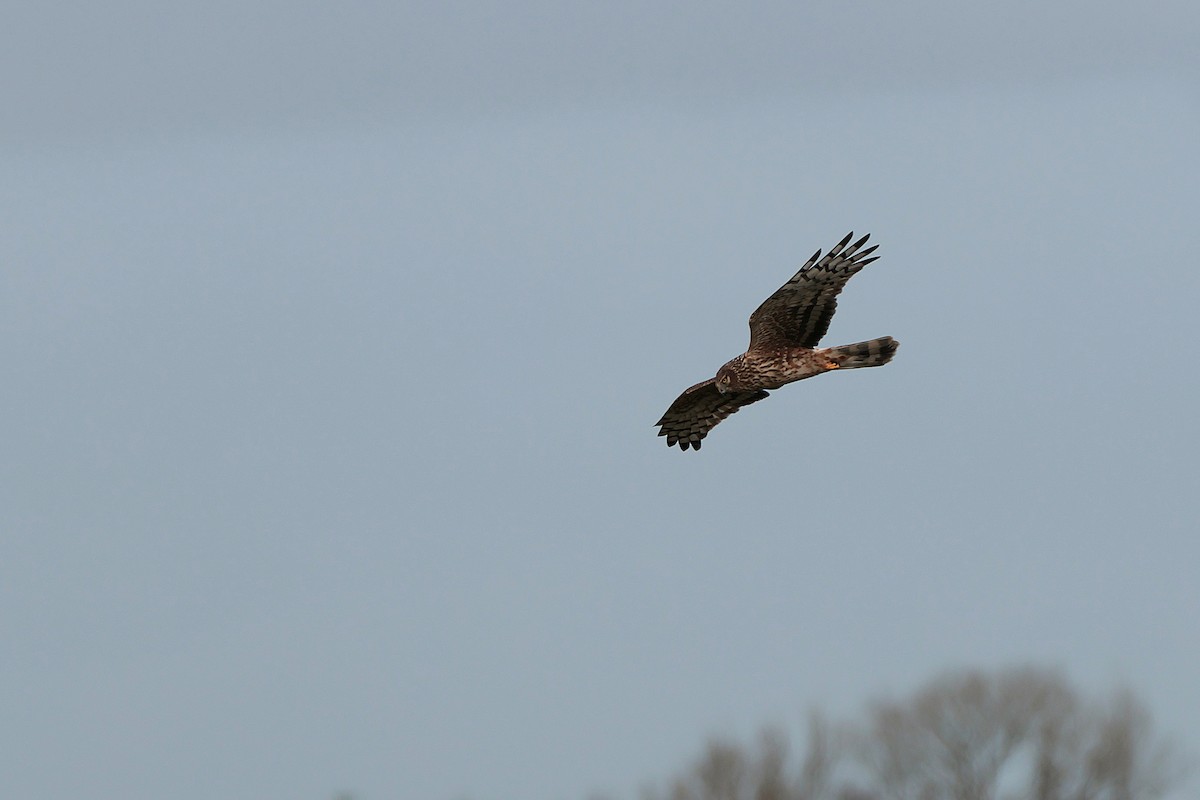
left=853, top=668, right=1186, bottom=800
left=642, top=714, right=845, bottom=800
left=643, top=667, right=1187, bottom=800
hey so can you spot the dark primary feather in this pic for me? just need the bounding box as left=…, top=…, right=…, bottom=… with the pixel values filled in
left=747, top=232, right=878, bottom=350
left=654, top=379, right=770, bottom=451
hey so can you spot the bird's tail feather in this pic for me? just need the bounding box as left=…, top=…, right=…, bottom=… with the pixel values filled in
left=826, top=337, right=899, bottom=369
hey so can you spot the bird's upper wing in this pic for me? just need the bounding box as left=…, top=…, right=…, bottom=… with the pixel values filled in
left=655, top=379, right=770, bottom=451
left=747, top=232, right=879, bottom=351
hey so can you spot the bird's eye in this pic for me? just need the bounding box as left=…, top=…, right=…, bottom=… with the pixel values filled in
left=721, top=374, right=731, bottom=384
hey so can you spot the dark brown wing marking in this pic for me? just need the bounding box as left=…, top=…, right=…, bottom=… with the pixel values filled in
left=654, top=379, right=770, bottom=451
left=747, top=232, right=879, bottom=351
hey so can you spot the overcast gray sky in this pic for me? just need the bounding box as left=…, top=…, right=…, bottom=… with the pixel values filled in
left=2, top=3, right=1199, bottom=799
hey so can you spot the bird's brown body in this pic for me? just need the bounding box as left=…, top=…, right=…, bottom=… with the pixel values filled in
left=718, top=348, right=838, bottom=391
left=655, top=232, right=898, bottom=450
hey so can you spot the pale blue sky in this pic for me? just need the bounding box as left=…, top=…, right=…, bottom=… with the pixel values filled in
left=2, top=3, right=1198, bottom=799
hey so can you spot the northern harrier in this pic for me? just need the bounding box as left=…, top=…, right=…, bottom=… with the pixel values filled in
left=655, top=232, right=898, bottom=450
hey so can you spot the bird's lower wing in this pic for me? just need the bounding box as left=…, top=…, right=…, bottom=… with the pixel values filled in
left=655, top=379, right=770, bottom=451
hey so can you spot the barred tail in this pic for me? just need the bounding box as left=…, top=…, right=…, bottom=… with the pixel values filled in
left=826, top=336, right=899, bottom=369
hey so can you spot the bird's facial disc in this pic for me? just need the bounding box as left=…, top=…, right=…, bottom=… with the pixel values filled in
left=717, top=371, right=733, bottom=394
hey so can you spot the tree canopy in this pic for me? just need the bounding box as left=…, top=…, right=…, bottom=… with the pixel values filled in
left=647, top=667, right=1187, bottom=800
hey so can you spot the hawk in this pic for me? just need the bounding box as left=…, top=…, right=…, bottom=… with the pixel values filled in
left=655, top=232, right=898, bottom=450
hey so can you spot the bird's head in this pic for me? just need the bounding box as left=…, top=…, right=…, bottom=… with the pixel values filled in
left=715, top=365, right=738, bottom=394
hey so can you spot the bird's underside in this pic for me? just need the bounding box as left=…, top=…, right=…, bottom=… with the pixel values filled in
left=655, top=232, right=898, bottom=451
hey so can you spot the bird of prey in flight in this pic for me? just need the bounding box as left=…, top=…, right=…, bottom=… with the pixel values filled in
left=655, top=232, right=898, bottom=451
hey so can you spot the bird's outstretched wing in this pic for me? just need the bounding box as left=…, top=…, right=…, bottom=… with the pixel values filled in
left=747, top=232, right=879, bottom=351
left=655, top=379, right=769, bottom=451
